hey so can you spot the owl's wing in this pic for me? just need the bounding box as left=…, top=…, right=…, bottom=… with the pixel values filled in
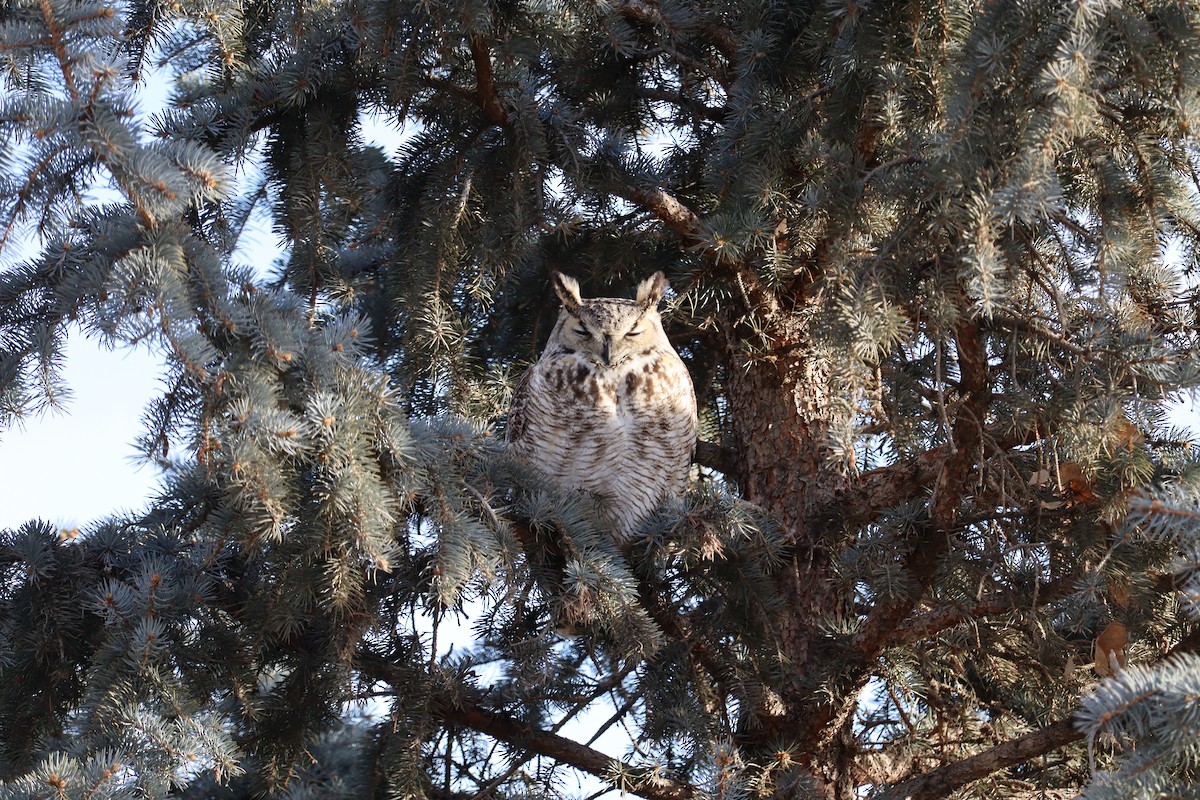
left=505, top=366, right=535, bottom=444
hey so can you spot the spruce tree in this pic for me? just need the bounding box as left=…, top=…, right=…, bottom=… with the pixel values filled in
left=3, top=0, right=1200, bottom=798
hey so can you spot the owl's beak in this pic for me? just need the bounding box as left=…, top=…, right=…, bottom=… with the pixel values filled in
left=601, top=335, right=612, bottom=365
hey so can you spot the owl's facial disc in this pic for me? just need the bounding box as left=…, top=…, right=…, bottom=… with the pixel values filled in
left=557, top=299, right=659, bottom=367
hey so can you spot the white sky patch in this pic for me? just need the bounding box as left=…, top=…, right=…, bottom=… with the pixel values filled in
left=359, top=109, right=418, bottom=160
left=0, top=335, right=163, bottom=530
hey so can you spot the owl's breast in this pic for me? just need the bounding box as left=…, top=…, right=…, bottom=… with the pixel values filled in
left=507, top=348, right=697, bottom=541
left=542, top=351, right=691, bottom=414
left=523, top=351, right=694, bottom=460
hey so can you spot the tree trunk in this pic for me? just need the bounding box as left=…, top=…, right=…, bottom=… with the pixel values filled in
left=724, top=309, right=861, bottom=798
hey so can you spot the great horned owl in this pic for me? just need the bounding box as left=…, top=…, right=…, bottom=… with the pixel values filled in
left=506, top=271, right=698, bottom=545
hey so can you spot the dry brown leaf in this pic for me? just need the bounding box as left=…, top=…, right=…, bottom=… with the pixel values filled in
left=1093, top=621, right=1128, bottom=676
left=1060, top=461, right=1099, bottom=504
left=1115, top=417, right=1144, bottom=452
left=774, top=218, right=790, bottom=251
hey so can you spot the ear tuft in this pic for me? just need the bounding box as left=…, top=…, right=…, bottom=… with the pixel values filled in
left=551, top=271, right=582, bottom=312
left=635, top=271, right=669, bottom=307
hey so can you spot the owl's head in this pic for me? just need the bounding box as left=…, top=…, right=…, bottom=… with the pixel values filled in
left=548, top=271, right=671, bottom=366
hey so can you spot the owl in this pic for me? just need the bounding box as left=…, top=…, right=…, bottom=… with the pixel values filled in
left=506, top=271, right=698, bottom=546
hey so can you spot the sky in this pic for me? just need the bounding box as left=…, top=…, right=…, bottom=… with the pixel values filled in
left=0, top=337, right=163, bottom=530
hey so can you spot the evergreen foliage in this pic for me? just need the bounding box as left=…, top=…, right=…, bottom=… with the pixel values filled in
left=2, top=0, right=1200, bottom=797
left=1074, top=489, right=1200, bottom=799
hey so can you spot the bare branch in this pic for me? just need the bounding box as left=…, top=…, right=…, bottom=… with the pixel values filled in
left=822, top=446, right=946, bottom=530
left=355, top=651, right=695, bottom=800
left=889, top=573, right=1082, bottom=647
left=993, top=307, right=1087, bottom=357
left=810, top=423, right=1037, bottom=535
left=635, top=87, right=727, bottom=122
left=616, top=184, right=708, bottom=245
left=875, top=719, right=1082, bottom=800
left=851, top=310, right=992, bottom=657
left=437, top=692, right=697, bottom=800
left=469, top=36, right=508, bottom=126
left=417, top=676, right=696, bottom=800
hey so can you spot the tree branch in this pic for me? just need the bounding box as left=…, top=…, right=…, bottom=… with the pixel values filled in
left=355, top=653, right=695, bottom=800
left=615, top=0, right=739, bottom=62
left=634, top=86, right=727, bottom=123
left=851, top=311, right=992, bottom=658
left=438, top=701, right=694, bottom=800
left=469, top=36, right=508, bottom=126
left=887, top=601, right=1012, bottom=645
left=694, top=439, right=734, bottom=475
left=615, top=184, right=709, bottom=245
left=889, top=572, right=1082, bottom=647
left=38, top=0, right=81, bottom=100
left=874, top=718, right=1082, bottom=800
left=811, top=422, right=1037, bottom=536
left=824, top=446, right=947, bottom=530
left=992, top=307, right=1087, bottom=357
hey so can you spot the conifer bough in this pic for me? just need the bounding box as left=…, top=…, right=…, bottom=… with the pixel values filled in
left=2, top=0, right=1200, bottom=798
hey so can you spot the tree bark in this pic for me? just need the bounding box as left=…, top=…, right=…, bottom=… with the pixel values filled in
left=722, top=302, right=860, bottom=796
